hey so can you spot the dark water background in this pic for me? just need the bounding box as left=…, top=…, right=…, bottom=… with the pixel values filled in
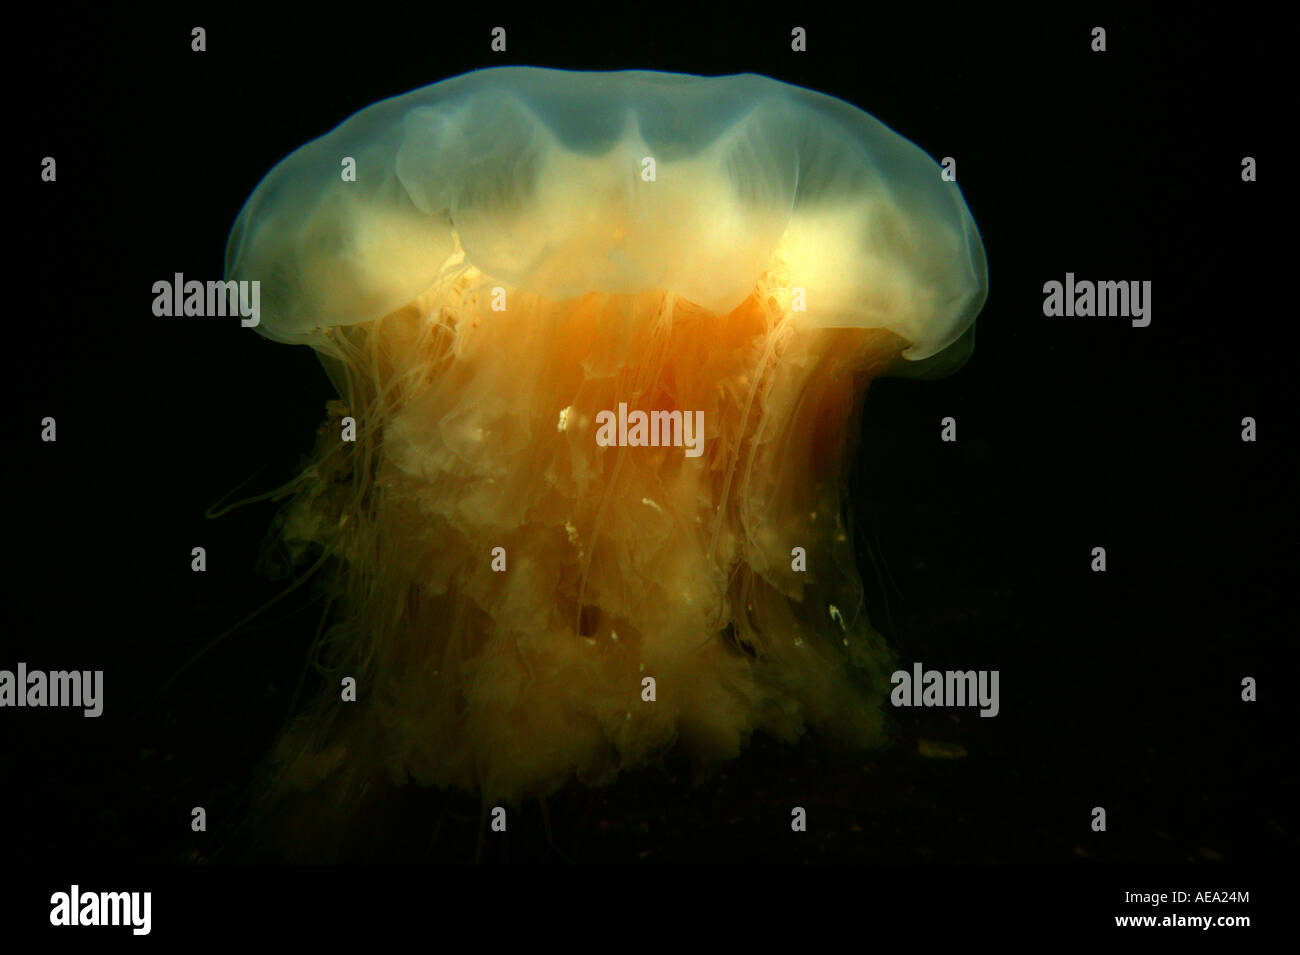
left=6, top=10, right=1292, bottom=865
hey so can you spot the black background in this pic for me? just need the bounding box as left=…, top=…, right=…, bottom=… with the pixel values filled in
left=5, top=3, right=1292, bottom=902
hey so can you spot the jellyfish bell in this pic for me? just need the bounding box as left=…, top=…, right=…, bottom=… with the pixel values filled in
left=229, top=68, right=983, bottom=357
left=225, top=67, right=986, bottom=836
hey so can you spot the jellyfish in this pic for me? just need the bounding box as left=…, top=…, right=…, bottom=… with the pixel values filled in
left=224, top=67, right=987, bottom=832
